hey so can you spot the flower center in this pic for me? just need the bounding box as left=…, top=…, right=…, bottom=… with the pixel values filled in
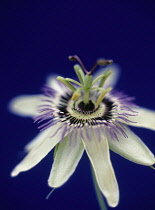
left=65, top=96, right=108, bottom=123
left=78, top=100, right=95, bottom=112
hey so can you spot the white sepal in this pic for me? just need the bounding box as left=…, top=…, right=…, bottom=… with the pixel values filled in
left=81, top=127, right=119, bottom=207
left=25, top=127, right=52, bottom=152
left=108, top=127, right=155, bottom=166
left=11, top=123, right=64, bottom=177
left=8, top=94, right=42, bottom=117
left=48, top=131, right=84, bottom=188
left=128, top=107, right=155, bottom=131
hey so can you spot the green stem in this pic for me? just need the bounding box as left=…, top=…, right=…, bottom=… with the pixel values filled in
left=91, top=164, right=108, bottom=210
left=83, top=89, right=90, bottom=104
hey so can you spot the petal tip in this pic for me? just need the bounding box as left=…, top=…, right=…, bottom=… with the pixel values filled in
left=47, top=180, right=58, bottom=188
left=105, top=193, right=119, bottom=208
left=108, top=199, right=119, bottom=208
left=8, top=95, right=41, bottom=117
left=11, top=169, right=19, bottom=177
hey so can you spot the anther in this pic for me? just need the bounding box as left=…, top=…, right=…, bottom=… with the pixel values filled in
left=71, top=90, right=81, bottom=101
left=89, top=59, right=113, bottom=75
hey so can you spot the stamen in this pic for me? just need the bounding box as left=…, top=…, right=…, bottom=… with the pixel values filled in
left=71, top=90, right=81, bottom=101
left=96, top=87, right=112, bottom=106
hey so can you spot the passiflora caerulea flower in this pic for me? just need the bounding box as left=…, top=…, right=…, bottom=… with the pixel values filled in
left=10, top=56, right=155, bottom=208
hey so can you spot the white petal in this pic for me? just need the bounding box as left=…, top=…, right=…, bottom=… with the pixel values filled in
left=8, top=94, right=43, bottom=117
left=48, top=131, right=84, bottom=188
left=94, top=64, right=120, bottom=88
left=128, top=107, right=155, bottom=131
left=11, top=123, right=65, bottom=177
left=81, top=127, right=119, bottom=207
left=108, top=128, right=155, bottom=165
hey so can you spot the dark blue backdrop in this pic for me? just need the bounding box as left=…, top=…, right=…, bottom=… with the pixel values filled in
left=1, top=0, right=155, bottom=210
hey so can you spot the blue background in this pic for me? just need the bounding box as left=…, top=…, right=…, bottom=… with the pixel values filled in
left=1, top=0, right=155, bottom=209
